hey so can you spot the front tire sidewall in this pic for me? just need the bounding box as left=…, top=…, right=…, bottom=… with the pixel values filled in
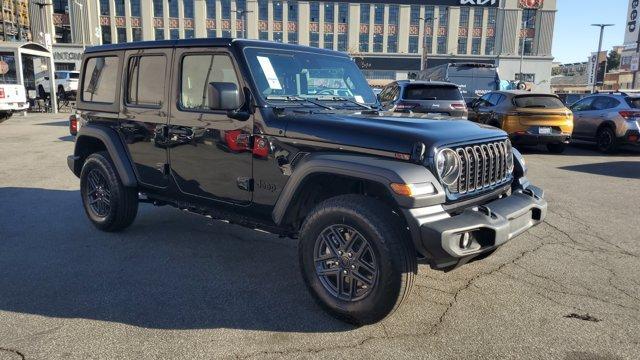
left=597, top=128, right=617, bottom=153
left=299, top=204, right=406, bottom=324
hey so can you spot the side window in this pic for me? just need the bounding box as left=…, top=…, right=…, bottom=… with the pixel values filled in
left=126, top=55, right=167, bottom=108
left=391, top=85, right=400, bottom=100
left=180, top=54, right=240, bottom=111
left=82, top=56, right=119, bottom=103
left=379, top=86, right=390, bottom=101
left=479, top=93, right=493, bottom=106
left=606, top=97, right=621, bottom=109
left=571, top=97, right=594, bottom=112
left=495, top=94, right=505, bottom=105
left=591, top=97, right=615, bottom=111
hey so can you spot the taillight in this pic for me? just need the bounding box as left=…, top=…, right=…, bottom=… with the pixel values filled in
left=0, top=88, right=5, bottom=99
left=450, top=102, right=466, bottom=110
left=619, top=111, right=640, bottom=120
left=69, top=115, right=78, bottom=135
left=394, top=102, right=417, bottom=111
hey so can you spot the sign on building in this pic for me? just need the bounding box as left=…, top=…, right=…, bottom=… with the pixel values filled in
left=625, top=0, right=640, bottom=45
left=631, top=55, right=640, bottom=72
left=518, top=0, right=544, bottom=9
left=587, top=53, right=598, bottom=87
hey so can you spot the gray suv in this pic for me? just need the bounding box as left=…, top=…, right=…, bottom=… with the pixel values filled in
left=570, top=92, right=640, bottom=152
left=378, top=80, right=468, bottom=118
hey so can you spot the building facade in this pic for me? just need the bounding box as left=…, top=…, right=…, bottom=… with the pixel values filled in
left=33, top=0, right=556, bottom=91
left=1, top=0, right=30, bottom=41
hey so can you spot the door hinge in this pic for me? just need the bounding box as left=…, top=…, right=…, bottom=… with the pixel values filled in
left=237, top=177, right=253, bottom=191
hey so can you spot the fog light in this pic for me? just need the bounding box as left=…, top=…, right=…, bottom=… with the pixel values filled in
left=459, top=233, right=471, bottom=249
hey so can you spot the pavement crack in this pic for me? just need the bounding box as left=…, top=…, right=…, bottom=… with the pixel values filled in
left=0, top=347, right=25, bottom=360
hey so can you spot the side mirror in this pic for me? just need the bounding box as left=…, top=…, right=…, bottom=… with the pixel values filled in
left=207, top=82, right=242, bottom=111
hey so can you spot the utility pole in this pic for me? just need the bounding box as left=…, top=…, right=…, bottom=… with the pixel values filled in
left=233, top=9, right=252, bottom=39
left=591, top=24, right=614, bottom=93
left=419, top=17, right=432, bottom=71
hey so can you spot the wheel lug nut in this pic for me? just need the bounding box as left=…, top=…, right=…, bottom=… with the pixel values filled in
left=343, top=270, right=348, bottom=274
left=348, top=252, right=353, bottom=258
left=351, top=265, right=355, bottom=269
left=338, top=250, right=343, bottom=255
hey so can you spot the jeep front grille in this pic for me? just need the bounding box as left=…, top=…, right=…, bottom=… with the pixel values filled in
left=449, top=140, right=512, bottom=195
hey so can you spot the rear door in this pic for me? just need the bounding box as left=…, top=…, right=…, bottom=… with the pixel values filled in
left=119, top=48, right=173, bottom=189
left=586, top=96, right=621, bottom=137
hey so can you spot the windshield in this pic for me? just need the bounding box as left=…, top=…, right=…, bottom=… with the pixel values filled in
left=403, top=85, right=462, bottom=101
left=514, top=95, right=565, bottom=109
left=69, top=72, right=80, bottom=79
left=243, top=47, right=376, bottom=105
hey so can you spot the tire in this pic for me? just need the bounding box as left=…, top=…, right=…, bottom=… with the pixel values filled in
left=298, top=194, right=416, bottom=325
left=546, top=143, right=566, bottom=154
left=57, top=86, right=66, bottom=100
left=80, top=151, right=138, bottom=232
left=596, top=127, right=618, bottom=153
left=38, top=85, right=46, bottom=99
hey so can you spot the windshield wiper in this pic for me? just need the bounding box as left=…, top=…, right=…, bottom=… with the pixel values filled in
left=266, top=95, right=334, bottom=110
left=314, top=96, right=373, bottom=110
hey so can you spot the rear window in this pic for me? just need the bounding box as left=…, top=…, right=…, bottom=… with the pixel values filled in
left=403, top=85, right=463, bottom=101
left=69, top=72, right=80, bottom=79
left=513, top=95, right=564, bottom=109
left=626, top=97, right=640, bottom=109
left=82, top=56, right=119, bottom=104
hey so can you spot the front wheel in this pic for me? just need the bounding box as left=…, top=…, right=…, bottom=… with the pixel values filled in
left=299, top=195, right=416, bottom=325
left=596, top=127, right=618, bottom=153
left=80, top=151, right=138, bottom=232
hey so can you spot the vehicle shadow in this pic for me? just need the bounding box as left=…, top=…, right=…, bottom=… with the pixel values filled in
left=0, top=187, right=352, bottom=333
left=517, top=142, right=640, bottom=157
left=558, top=161, right=640, bottom=180
left=37, top=120, right=69, bottom=127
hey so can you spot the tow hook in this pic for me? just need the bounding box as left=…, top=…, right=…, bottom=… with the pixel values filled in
left=522, top=188, right=540, bottom=200
left=478, top=205, right=497, bottom=219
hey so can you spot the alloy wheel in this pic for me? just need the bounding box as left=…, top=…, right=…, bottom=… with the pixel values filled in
left=86, top=169, right=111, bottom=217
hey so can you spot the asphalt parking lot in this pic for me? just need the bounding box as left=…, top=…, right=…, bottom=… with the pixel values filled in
left=0, top=113, right=639, bottom=360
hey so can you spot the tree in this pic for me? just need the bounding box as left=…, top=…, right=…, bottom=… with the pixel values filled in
left=607, top=50, right=621, bottom=71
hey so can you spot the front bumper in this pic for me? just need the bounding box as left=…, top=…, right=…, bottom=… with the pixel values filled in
left=405, top=185, right=547, bottom=269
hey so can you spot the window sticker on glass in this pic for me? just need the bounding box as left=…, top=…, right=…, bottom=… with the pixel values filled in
left=354, top=95, right=365, bottom=104
left=257, top=56, right=282, bottom=90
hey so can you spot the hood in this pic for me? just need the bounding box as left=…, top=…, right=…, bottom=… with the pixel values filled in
left=282, top=110, right=507, bottom=155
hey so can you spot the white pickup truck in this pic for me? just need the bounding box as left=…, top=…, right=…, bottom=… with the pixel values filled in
left=35, top=70, right=80, bottom=99
left=0, top=84, right=28, bottom=119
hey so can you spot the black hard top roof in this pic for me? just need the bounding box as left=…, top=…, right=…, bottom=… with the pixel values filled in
left=84, top=38, right=348, bottom=57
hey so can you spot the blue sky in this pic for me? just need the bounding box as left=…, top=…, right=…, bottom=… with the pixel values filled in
left=553, top=0, right=628, bottom=64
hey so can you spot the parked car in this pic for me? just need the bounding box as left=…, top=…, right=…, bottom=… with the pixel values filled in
left=569, top=92, right=640, bottom=152
left=0, top=83, right=29, bottom=119
left=35, top=70, right=80, bottom=99
left=556, top=93, right=587, bottom=106
left=416, top=62, right=500, bottom=102
left=68, top=39, right=546, bottom=325
left=378, top=80, right=468, bottom=118
left=468, top=91, right=573, bottom=153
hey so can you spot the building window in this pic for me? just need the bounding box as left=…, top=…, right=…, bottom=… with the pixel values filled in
left=338, top=3, right=348, bottom=23
left=288, top=32, right=298, bottom=44
left=360, top=4, right=370, bottom=24
left=425, top=36, right=433, bottom=55
left=170, top=29, right=179, bottom=39
left=457, top=37, right=467, bottom=55
left=274, top=32, right=283, bottom=42
left=387, top=35, right=397, bottom=53
left=324, top=33, right=334, bottom=49
left=361, top=70, right=396, bottom=81
left=410, top=5, right=420, bottom=25
left=522, top=9, right=536, bottom=29
left=131, top=0, right=141, bottom=17
left=409, top=36, right=419, bottom=53
left=126, top=55, right=166, bottom=108
left=207, top=29, right=216, bottom=38
left=222, top=30, right=231, bottom=37
left=516, top=73, right=535, bottom=82
left=310, top=2, right=319, bottom=22
left=169, top=0, right=179, bottom=17
left=221, top=0, right=231, bottom=19
left=359, top=33, right=369, bottom=52
left=273, top=1, right=283, bottom=21
left=132, top=28, right=143, bottom=41
left=207, top=0, right=216, bottom=19
left=488, top=8, right=497, bottom=25
left=259, top=31, right=268, bottom=40
left=437, top=36, right=447, bottom=54
left=288, top=2, right=298, bottom=21
left=425, top=6, right=434, bottom=25
left=185, top=29, right=195, bottom=39
left=374, top=4, right=384, bottom=25
left=325, top=3, right=334, bottom=23
left=389, top=5, right=399, bottom=25
left=237, top=0, right=246, bottom=11
left=519, top=37, right=534, bottom=56
left=459, top=7, right=469, bottom=27
left=100, top=0, right=110, bottom=16
left=373, top=34, right=383, bottom=52
left=184, top=0, right=194, bottom=18
left=153, top=0, right=163, bottom=17
left=474, top=8, right=484, bottom=27
left=117, top=28, right=127, bottom=43
left=471, top=38, right=481, bottom=55
left=53, top=0, right=66, bottom=13
left=55, top=26, right=72, bottom=43
left=485, top=37, right=495, bottom=55
left=310, top=32, right=319, bottom=47
left=155, top=28, right=165, bottom=40
left=114, top=0, right=125, bottom=16
left=101, top=26, right=112, bottom=44
left=337, top=33, right=348, bottom=51
left=438, top=6, right=449, bottom=27
left=258, top=0, right=268, bottom=20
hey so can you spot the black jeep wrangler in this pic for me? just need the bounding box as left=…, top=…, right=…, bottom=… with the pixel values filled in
left=68, top=39, right=547, bottom=324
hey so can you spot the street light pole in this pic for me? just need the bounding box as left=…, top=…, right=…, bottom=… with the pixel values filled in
left=591, top=24, right=614, bottom=93
left=419, top=17, right=432, bottom=71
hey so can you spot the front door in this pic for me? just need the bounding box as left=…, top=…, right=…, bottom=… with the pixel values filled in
left=167, top=48, right=253, bottom=204
left=119, top=48, right=173, bottom=188
left=570, top=97, right=596, bottom=139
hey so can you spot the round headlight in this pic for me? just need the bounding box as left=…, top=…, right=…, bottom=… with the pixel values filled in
left=436, top=148, right=460, bottom=186
left=505, top=140, right=514, bottom=173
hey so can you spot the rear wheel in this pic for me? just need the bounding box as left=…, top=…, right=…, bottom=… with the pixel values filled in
left=80, top=151, right=138, bottom=232
left=546, top=143, right=566, bottom=154
left=596, top=127, right=618, bottom=153
left=299, top=195, right=416, bottom=325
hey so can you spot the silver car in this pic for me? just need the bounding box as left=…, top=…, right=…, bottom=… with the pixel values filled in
left=570, top=92, right=640, bottom=152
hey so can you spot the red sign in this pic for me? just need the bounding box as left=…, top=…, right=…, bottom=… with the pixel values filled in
left=519, top=0, right=544, bottom=9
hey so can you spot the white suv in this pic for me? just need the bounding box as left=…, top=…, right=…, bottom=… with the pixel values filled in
left=36, top=70, right=80, bottom=99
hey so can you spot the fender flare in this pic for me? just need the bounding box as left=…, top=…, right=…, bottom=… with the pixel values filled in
left=72, top=124, right=138, bottom=187
left=271, top=153, right=445, bottom=225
